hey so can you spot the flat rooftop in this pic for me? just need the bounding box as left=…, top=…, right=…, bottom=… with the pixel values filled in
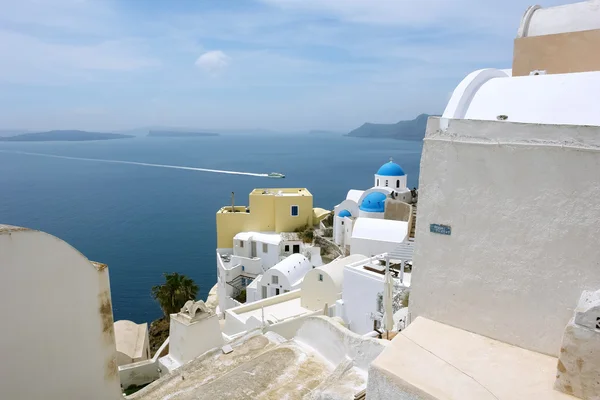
left=251, top=188, right=312, bottom=197
left=235, top=297, right=312, bottom=324
left=370, top=317, right=576, bottom=400
left=346, top=255, right=412, bottom=286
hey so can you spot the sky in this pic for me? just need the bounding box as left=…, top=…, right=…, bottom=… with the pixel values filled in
left=0, top=0, right=569, bottom=132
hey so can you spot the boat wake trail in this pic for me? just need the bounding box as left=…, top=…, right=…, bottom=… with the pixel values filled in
left=0, top=150, right=270, bottom=177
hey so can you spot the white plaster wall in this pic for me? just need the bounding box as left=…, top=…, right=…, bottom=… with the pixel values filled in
left=168, top=313, right=223, bottom=365
left=442, top=68, right=510, bottom=127
left=375, top=174, right=407, bottom=190
left=358, top=211, right=384, bottom=219
left=295, top=316, right=386, bottom=371
left=262, top=268, right=291, bottom=297
left=342, top=266, right=384, bottom=334
left=411, top=117, right=600, bottom=356
left=334, top=216, right=344, bottom=245
left=266, top=310, right=324, bottom=339
left=301, top=269, right=338, bottom=311
left=520, top=1, right=600, bottom=38
left=351, top=237, right=400, bottom=257
left=343, top=217, right=354, bottom=251
left=119, top=359, right=159, bottom=389
left=0, top=228, right=122, bottom=400
left=260, top=242, right=280, bottom=269
left=463, top=71, right=600, bottom=127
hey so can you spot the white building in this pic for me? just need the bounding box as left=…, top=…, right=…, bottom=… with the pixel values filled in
left=248, top=253, right=312, bottom=301
left=301, top=254, right=367, bottom=312
left=333, top=159, right=414, bottom=255
left=342, top=250, right=412, bottom=335
left=368, top=2, right=600, bottom=398
left=0, top=224, right=122, bottom=400
left=114, top=320, right=151, bottom=367
left=351, top=217, right=409, bottom=257
left=216, top=231, right=322, bottom=312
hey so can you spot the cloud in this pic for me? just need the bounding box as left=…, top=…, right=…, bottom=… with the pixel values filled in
left=195, top=50, right=231, bottom=75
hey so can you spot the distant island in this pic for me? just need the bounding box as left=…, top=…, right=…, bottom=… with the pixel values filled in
left=0, top=130, right=134, bottom=142
left=147, top=130, right=219, bottom=138
left=346, top=114, right=431, bottom=141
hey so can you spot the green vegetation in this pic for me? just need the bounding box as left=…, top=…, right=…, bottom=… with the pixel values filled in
left=234, top=289, right=247, bottom=303
left=295, top=225, right=315, bottom=244
left=151, top=272, right=198, bottom=319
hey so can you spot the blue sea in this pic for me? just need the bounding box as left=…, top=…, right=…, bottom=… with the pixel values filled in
left=0, top=134, right=422, bottom=323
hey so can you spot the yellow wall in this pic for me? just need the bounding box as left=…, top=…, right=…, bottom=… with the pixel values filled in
left=249, top=192, right=276, bottom=231
left=216, top=189, right=313, bottom=248
left=216, top=208, right=251, bottom=249
left=274, top=195, right=313, bottom=233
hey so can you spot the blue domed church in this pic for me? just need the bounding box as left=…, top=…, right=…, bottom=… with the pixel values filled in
left=332, top=158, right=414, bottom=254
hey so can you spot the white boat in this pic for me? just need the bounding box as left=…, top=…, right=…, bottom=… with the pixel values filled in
left=268, top=172, right=285, bottom=178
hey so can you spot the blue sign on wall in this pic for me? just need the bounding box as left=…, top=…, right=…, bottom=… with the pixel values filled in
left=430, top=224, right=451, bottom=235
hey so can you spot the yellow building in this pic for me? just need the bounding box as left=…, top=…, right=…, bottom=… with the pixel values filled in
left=216, top=188, right=314, bottom=248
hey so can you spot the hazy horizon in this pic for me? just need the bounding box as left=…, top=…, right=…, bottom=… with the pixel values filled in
left=0, top=0, right=571, bottom=132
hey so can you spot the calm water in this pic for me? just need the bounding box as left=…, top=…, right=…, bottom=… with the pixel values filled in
left=0, top=135, right=422, bottom=323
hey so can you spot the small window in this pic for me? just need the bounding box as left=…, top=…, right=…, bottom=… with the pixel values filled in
left=293, top=244, right=300, bottom=254
left=262, top=286, right=267, bottom=299
left=377, top=178, right=379, bottom=186
left=242, top=265, right=245, bottom=271
left=385, top=180, right=389, bottom=187
left=318, top=274, right=323, bottom=282
left=284, top=244, right=290, bottom=252
left=291, top=205, right=299, bottom=216
left=396, top=180, right=400, bottom=188
left=272, top=275, right=279, bottom=284
left=341, top=221, right=344, bottom=226
left=240, top=240, right=244, bottom=248
left=262, top=243, right=268, bottom=253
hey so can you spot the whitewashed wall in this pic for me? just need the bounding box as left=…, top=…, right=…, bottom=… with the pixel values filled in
left=411, top=118, right=600, bottom=356
left=351, top=237, right=403, bottom=258
left=342, top=264, right=384, bottom=334
left=0, top=226, right=122, bottom=400
left=168, top=313, right=223, bottom=366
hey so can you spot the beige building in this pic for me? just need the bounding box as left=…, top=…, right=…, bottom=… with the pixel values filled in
left=216, top=188, right=314, bottom=249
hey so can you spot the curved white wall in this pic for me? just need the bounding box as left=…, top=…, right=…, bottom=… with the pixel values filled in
left=465, top=71, right=600, bottom=127
left=442, top=69, right=510, bottom=128
left=444, top=69, right=600, bottom=127
left=0, top=226, right=122, bottom=400
left=262, top=254, right=312, bottom=296
left=518, top=1, right=600, bottom=38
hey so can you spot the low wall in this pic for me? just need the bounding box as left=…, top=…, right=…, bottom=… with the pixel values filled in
left=119, top=337, right=169, bottom=389
left=295, top=316, right=387, bottom=371
left=266, top=310, right=324, bottom=339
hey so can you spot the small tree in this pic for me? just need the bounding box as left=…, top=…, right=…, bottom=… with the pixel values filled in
left=152, top=272, right=199, bottom=319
